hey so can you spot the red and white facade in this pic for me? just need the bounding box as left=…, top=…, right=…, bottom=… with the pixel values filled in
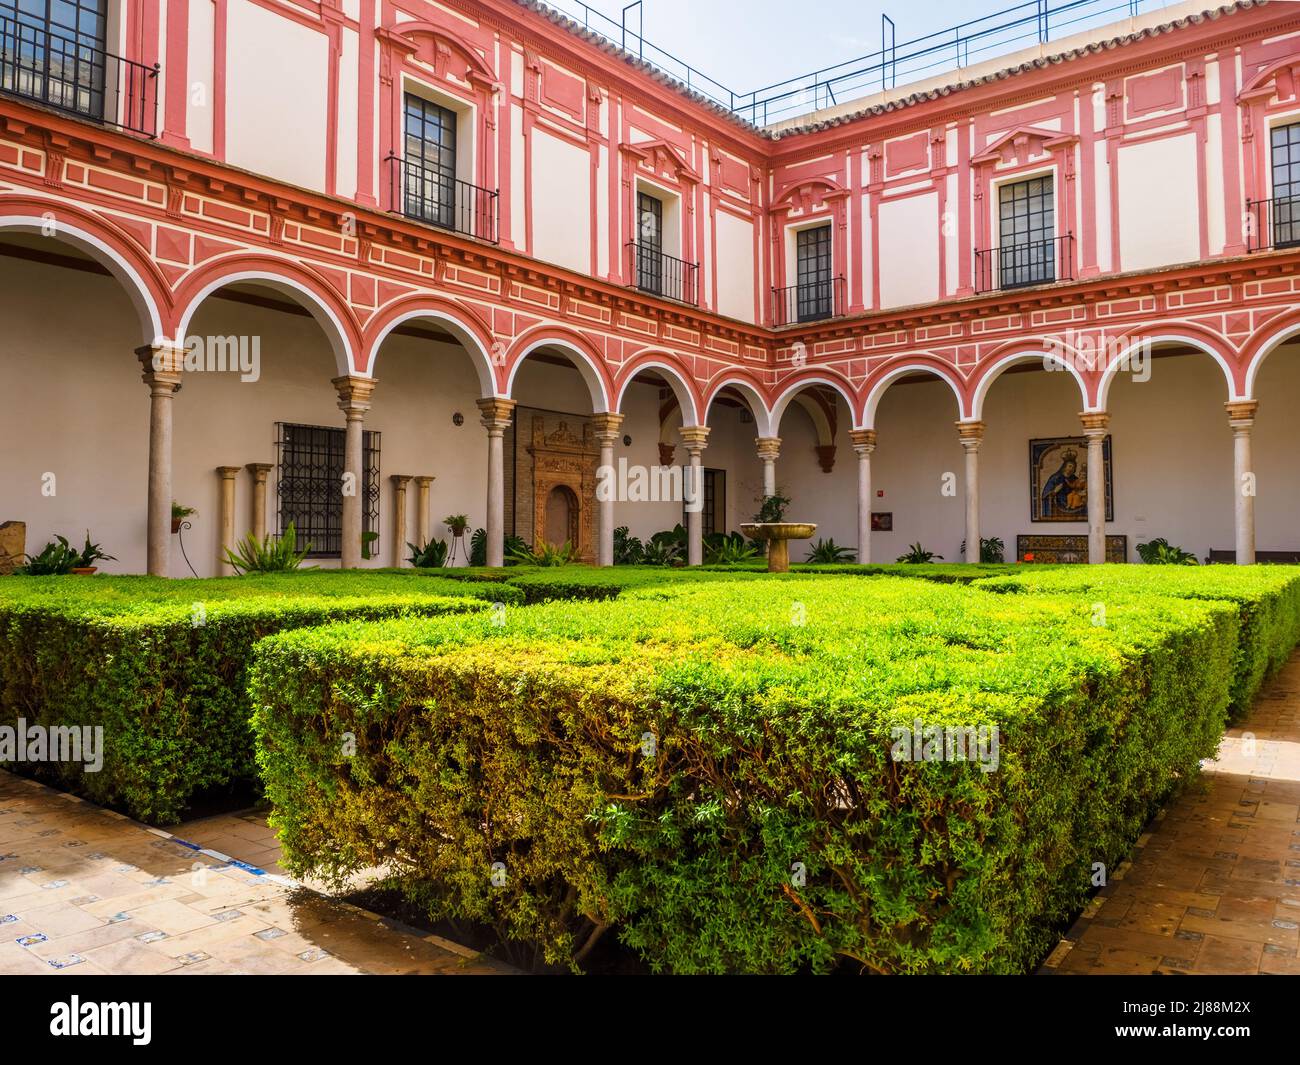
left=4, top=0, right=1300, bottom=573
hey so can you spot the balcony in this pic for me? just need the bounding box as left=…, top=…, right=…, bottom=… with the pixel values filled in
left=0, top=15, right=158, bottom=137
left=772, top=276, right=845, bottom=326
left=1246, top=195, right=1300, bottom=253
left=626, top=242, right=699, bottom=306
left=974, top=233, right=1074, bottom=293
left=388, top=155, right=499, bottom=244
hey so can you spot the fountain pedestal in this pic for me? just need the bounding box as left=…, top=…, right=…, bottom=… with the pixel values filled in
left=739, top=522, right=817, bottom=573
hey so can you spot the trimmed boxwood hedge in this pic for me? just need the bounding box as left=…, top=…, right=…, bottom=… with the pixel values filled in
left=0, top=572, right=519, bottom=823
left=248, top=571, right=1290, bottom=974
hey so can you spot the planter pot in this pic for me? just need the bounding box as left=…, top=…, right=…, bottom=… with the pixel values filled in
left=70, top=567, right=97, bottom=576
left=172, top=517, right=182, bottom=534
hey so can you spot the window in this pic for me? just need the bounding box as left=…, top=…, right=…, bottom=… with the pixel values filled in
left=685, top=468, right=726, bottom=539
left=0, top=0, right=108, bottom=120
left=997, top=175, right=1056, bottom=288
left=403, top=93, right=457, bottom=230
left=635, top=191, right=664, bottom=295
left=1270, top=121, right=1300, bottom=249
left=275, top=423, right=380, bottom=558
left=796, top=225, right=833, bottom=322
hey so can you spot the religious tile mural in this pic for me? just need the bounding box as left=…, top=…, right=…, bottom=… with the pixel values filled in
left=1029, top=436, right=1113, bottom=523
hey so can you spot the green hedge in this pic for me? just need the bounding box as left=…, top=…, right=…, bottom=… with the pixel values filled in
left=969, top=565, right=1300, bottom=717
left=250, top=572, right=1263, bottom=973
left=0, top=572, right=519, bottom=823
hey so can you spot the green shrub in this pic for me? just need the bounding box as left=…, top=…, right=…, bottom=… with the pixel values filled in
left=0, top=572, right=519, bottom=823
left=250, top=573, right=1261, bottom=974
left=225, top=523, right=311, bottom=574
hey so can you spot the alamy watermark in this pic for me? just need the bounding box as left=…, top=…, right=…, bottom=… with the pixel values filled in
left=596, top=457, right=703, bottom=512
left=890, top=720, right=1000, bottom=773
left=152, top=335, right=261, bottom=382
left=0, top=718, right=103, bottom=773
left=1042, top=330, right=1151, bottom=382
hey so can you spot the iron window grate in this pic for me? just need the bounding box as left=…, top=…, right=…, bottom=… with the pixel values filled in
left=275, top=422, right=379, bottom=558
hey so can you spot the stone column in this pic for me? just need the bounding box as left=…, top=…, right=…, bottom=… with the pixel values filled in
left=1080, top=412, right=1110, bottom=564
left=245, top=463, right=274, bottom=542
left=216, top=466, right=240, bottom=575
left=591, top=413, right=624, bottom=567
left=679, top=426, right=710, bottom=566
left=849, top=429, right=876, bottom=564
left=756, top=437, right=781, bottom=499
left=956, top=421, right=985, bottom=564
left=413, top=476, right=434, bottom=547
left=390, top=475, right=412, bottom=566
left=136, top=343, right=184, bottom=577
left=1226, top=400, right=1259, bottom=565
left=477, top=398, right=516, bottom=567
left=332, top=376, right=376, bottom=569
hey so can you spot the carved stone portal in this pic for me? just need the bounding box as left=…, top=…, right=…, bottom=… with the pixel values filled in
left=527, top=416, right=598, bottom=562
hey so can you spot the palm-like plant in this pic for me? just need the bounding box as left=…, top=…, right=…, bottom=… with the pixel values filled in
left=226, top=523, right=312, bottom=574
left=506, top=540, right=576, bottom=566
left=1136, top=538, right=1199, bottom=565
left=896, top=542, right=943, bottom=564
left=958, top=536, right=1006, bottom=563
left=805, top=538, right=857, bottom=564
left=408, top=538, right=449, bottom=568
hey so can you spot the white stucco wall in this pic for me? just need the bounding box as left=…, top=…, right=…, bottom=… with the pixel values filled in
left=714, top=210, right=755, bottom=324
left=877, top=192, right=940, bottom=310
left=1118, top=133, right=1201, bottom=272
left=530, top=130, right=590, bottom=273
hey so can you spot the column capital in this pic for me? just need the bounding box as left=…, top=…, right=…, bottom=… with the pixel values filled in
left=955, top=420, right=986, bottom=449
left=1079, top=411, right=1110, bottom=436
left=390, top=474, right=413, bottom=489
left=477, top=396, right=516, bottom=433
left=333, top=375, right=376, bottom=415
left=245, top=462, right=274, bottom=483
left=657, top=442, right=676, bottom=466
left=1225, top=399, right=1259, bottom=427
left=414, top=475, right=435, bottom=489
left=679, top=425, right=710, bottom=454
left=590, top=412, right=625, bottom=443
left=849, top=428, right=877, bottom=454
left=755, top=436, right=782, bottom=461
left=216, top=465, right=241, bottom=480
left=137, top=343, right=184, bottom=391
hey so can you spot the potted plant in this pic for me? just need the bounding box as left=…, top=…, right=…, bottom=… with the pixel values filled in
left=171, top=501, right=196, bottom=534
left=71, top=532, right=116, bottom=575
left=443, top=513, right=469, bottom=565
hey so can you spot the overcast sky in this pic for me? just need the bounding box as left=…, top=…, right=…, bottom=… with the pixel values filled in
left=545, top=0, right=1181, bottom=102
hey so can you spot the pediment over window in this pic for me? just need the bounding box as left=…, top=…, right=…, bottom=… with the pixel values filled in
left=772, top=177, right=848, bottom=213
left=620, top=139, right=700, bottom=184
left=378, top=20, right=502, bottom=94
left=1238, top=57, right=1300, bottom=104
left=971, top=125, right=1077, bottom=167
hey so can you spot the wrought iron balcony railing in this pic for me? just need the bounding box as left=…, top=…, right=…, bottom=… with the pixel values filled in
left=626, top=241, right=699, bottom=305
left=974, top=233, right=1073, bottom=293
left=1246, top=195, right=1300, bottom=253
left=387, top=154, right=499, bottom=244
left=771, top=276, right=845, bottom=326
left=0, top=14, right=158, bottom=137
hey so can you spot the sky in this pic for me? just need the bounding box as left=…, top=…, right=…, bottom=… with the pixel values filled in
left=544, top=0, right=1181, bottom=115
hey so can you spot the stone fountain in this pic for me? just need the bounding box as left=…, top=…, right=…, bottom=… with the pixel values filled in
left=740, top=522, right=817, bottom=573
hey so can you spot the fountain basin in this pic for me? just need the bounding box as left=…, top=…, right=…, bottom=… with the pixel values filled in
left=739, top=522, right=817, bottom=573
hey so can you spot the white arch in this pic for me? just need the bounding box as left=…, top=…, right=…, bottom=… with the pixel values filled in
left=770, top=376, right=859, bottom=434
left=1244, top=321, right=1300, bottom=400
left=1096, top=333, right=1238, bottom=410
left=0, top=215, right=163, bottom=343
left=969, top=349, right=1090, bottom=420
left=701, top=376, right=775, bottom=436
left=614, top=358, right=702, bottom=426
left=862, top=362, right=964, bottom=428
left=365, top=307, right=496, bottom=396
left=175, top=267, right=355, bottom=378
left=504, top=335, right=611, bottom=413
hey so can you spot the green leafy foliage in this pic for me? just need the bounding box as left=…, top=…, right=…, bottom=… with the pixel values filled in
left=17, top=536, right=82, bottom=575
left=897, top=542, right=943, bottom=564
left=407, top=538, right=449, bottom=568
left=959, top=536, right=1006, bottom=563
left=507, top=540, right=577, bottom=567
left=754, top=493, right=791, bottom=524
left=249, top=566, right=1300, bottom=974
left=805, top=538, right=856, bottom=564
left=613, top=526, right=644, bottom=565
left=1136, top=537, right=1199, bottom=565
left=225, top=523, right=311, bottom=574
left=704, top=531, right=759, bottom=565
left=0, top=571, right=519, bottom=822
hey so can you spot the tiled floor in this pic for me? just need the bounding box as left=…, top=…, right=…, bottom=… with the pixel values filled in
left=1044, top=653, right=1300, bottom=975
left=0, top=773, right=507, bottom=975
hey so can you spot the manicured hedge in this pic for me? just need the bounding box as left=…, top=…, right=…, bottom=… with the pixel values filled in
left=0, top=572, right=519, bottom=823
left=969, top=565, right=1300, bottom=717
left=250, top=573, right=1257, bottom=974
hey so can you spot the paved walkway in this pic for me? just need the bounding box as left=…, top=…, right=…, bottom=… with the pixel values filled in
left=0, top=773, right=505, bottom=975
left=1043, top=653, right=1300, bottom=974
